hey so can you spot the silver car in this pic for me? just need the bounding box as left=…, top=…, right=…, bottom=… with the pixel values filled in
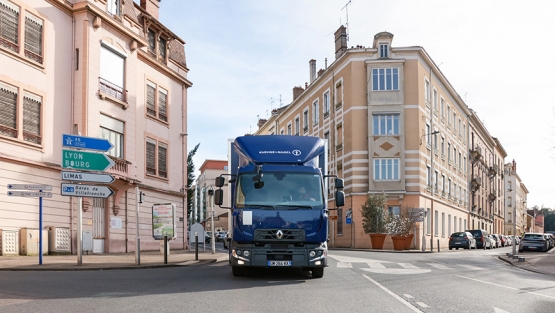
left=519, top=233, right=549, bottom=252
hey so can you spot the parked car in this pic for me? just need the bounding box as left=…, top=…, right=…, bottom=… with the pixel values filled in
left=544, top=233, right=554, bottom=250
left=449, top=232, right=476, bottom=250
left=519, top=233, right=549, bottom=252
left=216, top=231, right=228, bottom=242
left=505, top=235, right=512, bottom=246
left=500, top=235, right=508, bottom=247
left=466, top=229, right=490, bottom=249
left=205, top=231, right=212, bottom=244
left=512, top=235, right=520, bottom=246
left=490, top=234, right=500, bottom=248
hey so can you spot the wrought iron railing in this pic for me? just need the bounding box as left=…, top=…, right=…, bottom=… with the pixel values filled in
left=108, top=156, right=129, bottom=175
left=99, top=77, right=126, bottom=102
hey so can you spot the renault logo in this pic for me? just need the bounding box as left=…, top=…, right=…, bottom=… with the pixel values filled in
left=276, top=230, right=284, bottom=239
left=292, top=150, right=301, bottom=156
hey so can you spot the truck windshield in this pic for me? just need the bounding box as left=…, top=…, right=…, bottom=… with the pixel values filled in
left=235, top=172, right=323, bottom=208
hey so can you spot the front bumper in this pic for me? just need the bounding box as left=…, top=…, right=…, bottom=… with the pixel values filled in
left=230, top=242, right=327, bottom=268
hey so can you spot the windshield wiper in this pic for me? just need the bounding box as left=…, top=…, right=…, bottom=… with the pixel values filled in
left=275, top=204, right=314, bottom=209
left=247, top=204, right=275, bottom=210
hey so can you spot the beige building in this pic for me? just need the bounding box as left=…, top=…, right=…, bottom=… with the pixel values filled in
left=255, top=27, right=510, bottom=249
left=0, top=0, right=192, bottom=254
left=504, top=160, right=529, bottom=236
left=196, top=159, right=229, bottom=232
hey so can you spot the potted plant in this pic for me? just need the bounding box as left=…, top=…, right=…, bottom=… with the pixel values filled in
left=386, top=214, right=407, bottom=251
left=360, top=193, right=388, bottom=249
left=400, top=207, right=416, bottom=250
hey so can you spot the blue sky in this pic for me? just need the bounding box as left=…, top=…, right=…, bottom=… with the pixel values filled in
left=148, top=0, right=555, bottom=208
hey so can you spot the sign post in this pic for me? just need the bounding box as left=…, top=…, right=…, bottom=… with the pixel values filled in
left=6, top=184, right=52, bottom=265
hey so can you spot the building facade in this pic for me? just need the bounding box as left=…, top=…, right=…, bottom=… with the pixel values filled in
left=255, top=27, right=511, bottom=249
left=504, top=161, right=529, bottom=236
left=0, top=0, right=192, bottom=254
left=195, top=159, right=230, bottom=232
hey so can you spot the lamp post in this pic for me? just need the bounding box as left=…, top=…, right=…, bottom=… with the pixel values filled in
left=420, top=130, right=439, bottom=252
left=208, top=186, right=215, bottom=254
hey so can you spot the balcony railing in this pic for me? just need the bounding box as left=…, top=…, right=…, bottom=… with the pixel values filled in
left=0, top=37, right=19, bottom=53
left=99, top=77, right=127, bottom=102
left=107, top=156, right=130, bottom=175
left=0, top=124, right=17, bottom=138
left=23, top=131, right=42, bottom=145
left=24, top=49, right=43, bottom=64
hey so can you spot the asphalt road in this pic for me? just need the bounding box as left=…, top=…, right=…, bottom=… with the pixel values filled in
left=0, top=245, right=553, bottom=313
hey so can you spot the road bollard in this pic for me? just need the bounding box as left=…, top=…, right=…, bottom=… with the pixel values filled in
left=195, top=232, right=199, bottom=261
left=164, top=235, right=168, bottom=264
left=437, top=239, right=440, bottom=252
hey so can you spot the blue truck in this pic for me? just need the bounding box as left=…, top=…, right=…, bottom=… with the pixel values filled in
left=214, top=135, right=344, bottom=278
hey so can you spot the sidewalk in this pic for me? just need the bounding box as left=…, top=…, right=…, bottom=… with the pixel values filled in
left=0, top=249, right=229, bottom=271
left=497, top=248, right=555, bottom=277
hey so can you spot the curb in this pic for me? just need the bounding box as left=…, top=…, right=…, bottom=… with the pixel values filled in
left=329, top=248, right=434, bottom=253
left=497, top=256, right=554, bottom=277
left=0, top=259, right=218, bottom=271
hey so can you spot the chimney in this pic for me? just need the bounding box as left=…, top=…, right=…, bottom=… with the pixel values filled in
left=309, top=59, right=316, bottom=84
left=257, top=118, right=267, bottom=129
left=141, top=0, right=161, bottom=20
left=512, top=159, right=516, bottom=172
left=292, top=86, right=304, bottom=101
left=334, top=25, right=347, bottom=59
left=317, top=69, right=324, bottom=77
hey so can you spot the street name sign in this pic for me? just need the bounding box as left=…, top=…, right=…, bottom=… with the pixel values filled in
left=61, top=171, right=115, bottom=184
left=61, top=183, right=114, bottom=198
left=7, top=191, right=52, bottom=198
left=62, top=149, right=114, bottom=172
left=7, top=184, right=52, bottom=191
left=62, top=134, right=113, bottom=152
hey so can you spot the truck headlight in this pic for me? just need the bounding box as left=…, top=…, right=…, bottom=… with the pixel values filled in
left=243, top=250, right=250, bottom=257
left=236, top=250, right=242, bottom=255
left=309, top=251, right=316, bottom=257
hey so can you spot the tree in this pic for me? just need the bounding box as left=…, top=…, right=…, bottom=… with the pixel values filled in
left=543, top=208, right=555, bottom=231
left=186, top=143, right=200, bottom=222
left=360, top=193, right=388, bottom=234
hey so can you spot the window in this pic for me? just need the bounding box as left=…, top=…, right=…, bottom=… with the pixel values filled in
left=295, top=117, right=300, bottom=135
left=0, top=82, right=42, bottom=145
left=434, top=170, right=438, bottom=190
left=426, top=165, right=431, bottom=186
left=447, top=106, right=451, bottom=125
left=464, top=156, right=467, bottom=172
left=453, top=112, right=457, bottom=131
left=100, top=44, right=126, bottom=102
left=146, top=137, right=168, bottom=179
left=313, top=100, right=319, bottom=126
left=159, top=37, right=167, bottom=61
left=433, top=89, right=438, bottom=112
left=379, top=43, right=389, bottom=58
left=374, top=158, right=400, bottom=181
left=373, top=114, right=399, bottom=135
left=337, top=208, right=343, bottom=235
left=0, top=1, right=44, bottom=64
left=458, top=152, right=462, bottom=168
left=287, top=123, right=291, bottom=135
left=427, top=208, right=431, bottom=235
left=323, top=91, right=330, bottom=115
left=448, top=178, right=452, bottom=196
left=454, top=147, right=457, bottom=166
left=441, top=174, right=445, bottom=191
left=508, top=181, right=512, bottom=191
left=425, top=79, right=430, bottom=103
left=146, top=28, right=168, bottom=63
left=324, top=131, right=330, bottom=154
left=441, top=137, right=445, bottom=156
left=440, top=98, right=445, bottom=118
left=148, top=29, right=156, bottom=54
left=442, top=212, right=445, bottom=237
left=388, top=206, right=400, bottom=216
left=508, top=196, right=512, bottom=206
left=106, top=0, right=120, bottom=16
left=447, top=142, right=451, bottom=161
left=303, top=110, right=308, bottom=132
left=146, top=81, right=168, bottom=122
left=435, top=210, right=439, bottom=236
left=454, top=216, right=457, bottom=232
left=426, top=123, right=431, bottom=146
left=372, top=68, right=399, bottom=91
left=100, top=114, right=124, bottom=159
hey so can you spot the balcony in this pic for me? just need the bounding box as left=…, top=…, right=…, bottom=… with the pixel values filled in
left=99, top=78, right=127, bottom=103
left=108, top=156, right=130, bottom=176
left=324, top=111, right=330, bottom=118
left=470, top=146, right=482, bottom=162
left=303, top=126, right=308, bottom=133
left=335, top=101, right=342, bottom=110
left=488, top=193, right=497, bottom=202
left=471, top=176, right=482, bottom=192
left=489, top=164, right=499, bottom=177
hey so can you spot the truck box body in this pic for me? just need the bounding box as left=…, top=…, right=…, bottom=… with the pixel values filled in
left=225, top=135, right=331, bottom=277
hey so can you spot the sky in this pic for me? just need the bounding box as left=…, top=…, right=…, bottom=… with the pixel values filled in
left=150, top=0, right=555, bottom=208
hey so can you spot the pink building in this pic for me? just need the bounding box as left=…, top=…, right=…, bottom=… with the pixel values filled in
left=0, top=0, right=191, bottom=254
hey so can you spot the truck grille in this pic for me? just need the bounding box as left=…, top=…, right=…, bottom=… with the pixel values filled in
left=254, top=229, right=305, bottom=242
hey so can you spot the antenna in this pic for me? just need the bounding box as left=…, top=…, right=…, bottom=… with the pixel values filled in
left=279, top=94, right=282, bottom=107
left=341, top=0, right=352, bottom=42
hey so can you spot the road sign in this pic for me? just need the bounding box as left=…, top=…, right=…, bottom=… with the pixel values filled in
left=61, top=183, right=114, bottom=198
left=61, top=171, right=115, bottom=184
left=7, top=184, right=52, bottom=191
left=329, top=215, right=338, bottom=221
left=7, top=191, right=52, bottom=198
left=346, top=217, right=352, bottom=224
left=408, top=208, right=425, bottom=213
left=62, top=134, right=113, bottom=152
left=62, top=149, right=114, bottom=172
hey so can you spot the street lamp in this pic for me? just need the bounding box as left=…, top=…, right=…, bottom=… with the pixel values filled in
left=208, top=186, right=215, bottom=254
left=420, top=130, right=440, bottom=252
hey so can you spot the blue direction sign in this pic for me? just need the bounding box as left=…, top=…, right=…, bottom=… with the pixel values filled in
left=62, top=134, right=113, bottom=152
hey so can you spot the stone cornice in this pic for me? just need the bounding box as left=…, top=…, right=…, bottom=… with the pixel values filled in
left=45, top=0, right=73, bottom=16
left=138, top=50, right=193, bottom=87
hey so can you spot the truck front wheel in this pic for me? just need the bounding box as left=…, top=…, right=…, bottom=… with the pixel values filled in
left=232, top=266, right=245, bottom=277
left=312, top=267, right=324, bottom=278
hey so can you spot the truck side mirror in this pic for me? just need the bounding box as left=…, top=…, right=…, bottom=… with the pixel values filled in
left=215, top=177, right=225, bottom=188
left=214, top=189, right=224, bottom=205
left=335, top=190, right=345, bottom=207
left=335, top=178, right=344, bottom=189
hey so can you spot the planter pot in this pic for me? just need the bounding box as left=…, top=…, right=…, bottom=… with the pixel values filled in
left=391, top=235, right=406, bottom=251
left=369, top=233, right=387, bottom=249
left=404, top=234, right=414, bottom=250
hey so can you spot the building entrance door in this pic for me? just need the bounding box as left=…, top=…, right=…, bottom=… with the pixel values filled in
left=93, top=198, right=105, bottom=253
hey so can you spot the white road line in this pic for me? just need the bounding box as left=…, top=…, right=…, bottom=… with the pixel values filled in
left=416, top=302, right=429, bottom=308
left=458, top=264, right=485, bottom=271
left=403, top=294, right=414, bottom=299
left=209, top=262, right=228, bottom=266
left=494, top=307, right=511, bottom=313
left=366, top=262, right=386, bottom=268
left=362, top=274, right=422, bottom=313
left=398, top=263, right=419, bottom=269
left=337, top=262, right=353, bottom=268
left=178, top=261, right=199, bottom=265
left=457, top=275, right=555, bottom=300
left=426, top=263, right=452, bottom=270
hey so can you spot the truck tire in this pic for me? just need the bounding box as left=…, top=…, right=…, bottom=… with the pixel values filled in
left=312, top=268, right=324, bottom=278
left=232, top=266, right=245, bottom=277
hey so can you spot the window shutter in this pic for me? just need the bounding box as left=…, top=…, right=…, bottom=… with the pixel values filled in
left=159, top=37, right=166, bottom=61
left=23, top=92, right=41, bottom=144
left=146, top=82, right=156, bottom=117
left=146, top=138, right=156, bottom=175
left=0, top=0, right=20, bottom=52
left=158, top=142, right=167, bottom=178
left=0, top=82, right=17, bottom=138
left=24, top=14, right=43, bottom=63
left=158, top=88, right=167, bottom=122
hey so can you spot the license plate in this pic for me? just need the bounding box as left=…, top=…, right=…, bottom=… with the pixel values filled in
left=268, top=261, right=291, bottom=266
left=455, top=242, right=461, bottom=245
left=529, top=246, right=536, bottom=249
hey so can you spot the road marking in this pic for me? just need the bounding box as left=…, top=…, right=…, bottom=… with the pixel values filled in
left=362, top=274, right=422, bottom=312
left=416, top=302, right=429, bottom=308
left=177, top=261, right=199, bottom=265
left=494, top=308, right=511, bottom=313
left=337, top=262, right=353, bottom=268
left=366, top=262, right=386, bottom=268
left=328, top=255, right=392, bottom=264
left=426, top=263, right=452, bottom=270
left=403, top=294, right=414, bottom=299
left=457, top=275, right=555, bottom=300
left=458, top=264, right=484, bottom=271
left=209, top=262, right=228, bottom=266
left=398, top=263, right=419, bottom=269
left=361, top=268, right=431, bottom=275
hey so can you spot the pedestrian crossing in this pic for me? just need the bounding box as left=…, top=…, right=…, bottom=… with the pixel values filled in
left=330, top=259, right=488, bottom=273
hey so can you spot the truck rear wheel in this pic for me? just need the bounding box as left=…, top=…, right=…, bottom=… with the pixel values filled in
left=312, top=267, right=324, bottom=278
left=232, top=266, right=245, bottom=277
